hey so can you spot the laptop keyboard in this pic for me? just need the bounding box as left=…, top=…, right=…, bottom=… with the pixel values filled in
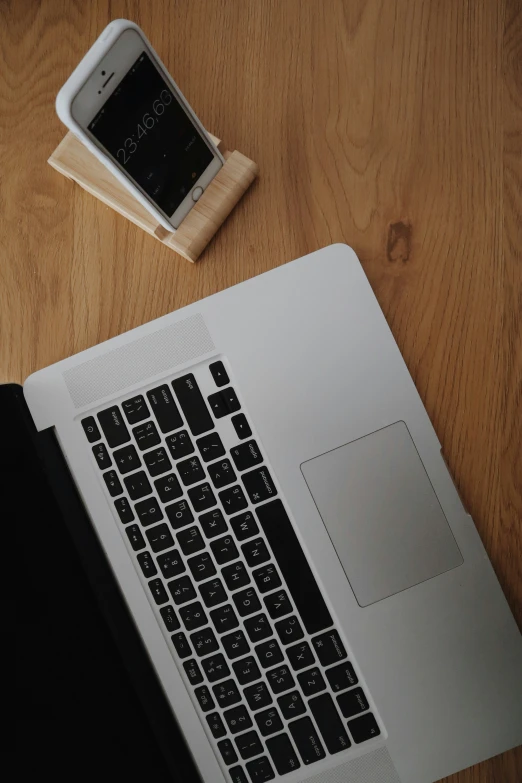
left=82, top=359, right=381, bottom=781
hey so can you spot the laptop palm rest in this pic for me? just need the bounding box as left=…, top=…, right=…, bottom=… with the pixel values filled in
left=301, top=421, right=463, bottom=607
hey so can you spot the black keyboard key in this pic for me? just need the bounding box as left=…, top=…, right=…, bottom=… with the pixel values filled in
left=160, top=605, right=180, bottom=632
left=297, top=667, right=326, bottom=697
left=93, top=442, right=112, bottom=469
left=309, top=693, right=351, bottom=754
left=147, top=385, right=182, bottom=433
left=266, top=665, right=295, bottom=695
left=277, top=691, right=306, bottom=720
left=222, top=561, right=251, bottom=591
left=220, top=485, right=248, bottom=515
left=126, top=524, right=145, bottom=551
left=155, top=473, right=183, bottom=503
left=231, top=511, right=259, bottom=542
left=113, top=444, right=141, bottom=474
left=124, top=470, right=152, bottom=500
left=114, top=496, right=134, bottom=524
left=244, top=682, right=272, bottom=711
left=233, top=587, right=262, bottom=617
left=178, top=527, right=205, bottom=556
left=209, top=360, right=229, bottom=387
left=245, top=757, right=275, bottom=782
left=188, top=482, right=216, bottom=513
left=257, top=500, right=333, bottom=636
left=188, top=552, right=216, bottom=582
left=137, top=551, right=157, bottom=578
left=146, top=523, right=174, bottom=553
left=177, top=455, right=205, bottom=486
left=266, top=733, right=301, bottom=775
left=231, top=440, right=263, bottom=472
left=172, top=374, right=213, bottom=436
left=242, top=466, right=277, bottom=505
left=165, top=499, right=193, bottom=529
left=210, top=534, right=239, bottom=565
left=133, top=421, right=161, bottom=451
left=222, top=630, right=250, bottom=660
left=229, top=767, right=248, bottom=783
left=288, top=717, right=326, bottom=765
left=207, top=391, right=228, bottom=418
left=326, top=661, right=358, bottom=693
left=208, top=458, right=236, bottom=488
left=312, top=629, right=347, bottom=667
left=179, top=601, right=208, bottom=631
left=149, top=578, right=169, bottom=605
left=244, top=613, right=272, bottom=643
left=264, top=590, right=292, bottom=620
left=199, top=508, right=228, bottom=539
left=225, top=705, right=253, bottom=735
left=166, top=429, right=194, bottom=460
left=213, top=678, right=241, bottom=708
left=210, top=603, right=239, bottom=634
left=256, top=639, right=284, bottom=669
left=183, top=658, right=203, bottom=685
left=199, top=577, right=227, bottom=608
left=194, top=685, right=215, bottom=713
left=232, top=656, right=261, bottom=686
left=135, top=497, right=163, bottom=526
left=98, top=406, right=130, bottom=448
left=232, top=413, right=252, bottom=440
left=104, top=470, right=123, bottom=497
left=168, top=576, right=197, bottom=605
left=242, top=538, right=270, bottom=568
left=252, top=564, right=281, bottom=594
left=177, top=525, right=205, bottom=556
left=144, top=447, right=171, bottom=477
left=207, top=712, right=226, bottom=739
left=172, top=631, right=191, bottom=658
left=202, top=653, right=230, bottom=683
left=197, top=431, right=225, bottom=462
left=337, top=686, right=369, bottom=718
left=287, top=642, right=315, bottom=672
left=122, top=394, right=149, bottom=424
left=255, top=707, right=283, bottom=737
left=82, top=416, right=101, bottom=443
left=191, top=627, right=219, bottom=657
left=222, top=387, right=241, bottom=413
left=236, top=730, right=263, bottom=760
left=348, top=712, right=380, bottom=744
left=218, top=738, right=238, bottom=766
left=275, top=615, right=304, bottom=646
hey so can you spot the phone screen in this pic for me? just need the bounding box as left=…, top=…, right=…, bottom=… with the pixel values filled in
left=88, top=52, right=213, bottom=217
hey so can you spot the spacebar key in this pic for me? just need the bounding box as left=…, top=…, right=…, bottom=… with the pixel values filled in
left=172, top=374, right=214, bottom=436
left=256, top=499, right=333, bottom=635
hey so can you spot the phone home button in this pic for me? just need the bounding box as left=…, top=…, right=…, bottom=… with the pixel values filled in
left=192, top=186, right=203, bottom=202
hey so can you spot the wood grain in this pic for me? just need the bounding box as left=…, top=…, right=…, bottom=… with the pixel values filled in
left=48, top=132, right=258, bottom=261
left=1, top=1, right=520, bottom=780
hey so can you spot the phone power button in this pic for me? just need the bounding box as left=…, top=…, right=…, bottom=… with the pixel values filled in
left=192, top=186, right=203, bottom=202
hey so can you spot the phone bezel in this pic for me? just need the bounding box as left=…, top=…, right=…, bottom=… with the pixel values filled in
left=71, top=28, right=223, bottom=230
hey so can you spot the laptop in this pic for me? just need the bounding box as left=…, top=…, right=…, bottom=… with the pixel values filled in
left=15, top=244, right=522, bottom=782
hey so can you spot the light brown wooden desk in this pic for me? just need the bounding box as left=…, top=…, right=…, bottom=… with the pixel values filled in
left=1, top=2, right=521, bottom=781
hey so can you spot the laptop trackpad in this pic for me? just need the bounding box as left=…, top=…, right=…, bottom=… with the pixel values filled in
left=301, top=421, right=463, bottom=607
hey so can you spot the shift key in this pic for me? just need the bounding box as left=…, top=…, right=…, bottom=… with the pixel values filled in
left=309, top=693, right=351, bottom=754
left=172, top=374, right=214, bottom=436
left=147, top=385, right=183, bottom=433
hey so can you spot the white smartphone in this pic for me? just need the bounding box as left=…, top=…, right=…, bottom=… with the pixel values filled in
left=56, top=19, right=224, bottom=231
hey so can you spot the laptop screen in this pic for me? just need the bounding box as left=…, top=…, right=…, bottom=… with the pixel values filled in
left=6, top=385, right=200, bottom=782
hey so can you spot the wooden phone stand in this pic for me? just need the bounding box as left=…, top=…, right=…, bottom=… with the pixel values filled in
left=48, top=133, right=258, bottom=262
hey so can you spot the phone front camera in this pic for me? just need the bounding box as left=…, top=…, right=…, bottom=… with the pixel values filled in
left=101, top=70, right=106, bottom=76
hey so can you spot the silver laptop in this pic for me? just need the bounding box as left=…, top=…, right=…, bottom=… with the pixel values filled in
left=24, top=244, right=522, bottom=783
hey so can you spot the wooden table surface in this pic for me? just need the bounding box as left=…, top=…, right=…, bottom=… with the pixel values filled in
left=1, top=1, right=521, bottom=780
